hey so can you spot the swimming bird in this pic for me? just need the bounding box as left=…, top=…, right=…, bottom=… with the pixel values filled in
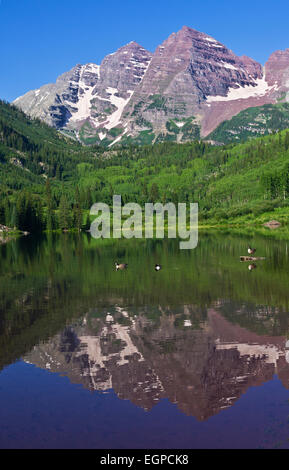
left=248, top=264, right=257, bottom=271
left=155, top=264, right=161, bottom=271
left=248, top=246, right=256, bottom=255
left=115, top=262, right=128, bottom=270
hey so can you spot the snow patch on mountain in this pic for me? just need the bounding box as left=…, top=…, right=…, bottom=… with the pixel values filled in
left=99, top=132, right=106, bottom=140
left=68, top=64, right=100, bottom=123
left=206, top=37, right=219, bottom=44
left=220, top=62, right=238, bottom=71
left=205, top=37, right=223, bottom=48
left=103, top=88, right=134, bottom=130
left=206, top=77, right=278, bottom=103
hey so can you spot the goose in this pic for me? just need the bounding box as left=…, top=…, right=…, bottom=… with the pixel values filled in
left=248, top=264, right=257, bottom=271
left=248, top=246, right=256, bottom=255
left=115, top=262, right=128, bottom=270
left=155, top=264, right=161, bottom=271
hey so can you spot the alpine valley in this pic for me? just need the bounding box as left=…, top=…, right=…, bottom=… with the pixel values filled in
left=13, top=26, right=289, bottom=147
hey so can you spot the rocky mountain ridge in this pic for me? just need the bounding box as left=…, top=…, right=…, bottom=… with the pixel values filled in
left=13, top=26, right=289, bottom=146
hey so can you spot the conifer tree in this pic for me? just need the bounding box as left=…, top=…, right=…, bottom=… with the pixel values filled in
left=149, top=183, right=159, bottom=203
left=0, top=203, right=5, bottom=225
left=85, top=187, right=93, bottom=209
left=58, top=194, right=70, bottom=230
left=73, top=186, right=82, bottom=231
left=84, top=213, right=91, bottom=231
left=46, top=179, right=53, bottom=231
left=10, top=205, right=18, bottom=230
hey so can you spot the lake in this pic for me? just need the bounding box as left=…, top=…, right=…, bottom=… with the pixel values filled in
left=1, top=231, right=289, bottom=449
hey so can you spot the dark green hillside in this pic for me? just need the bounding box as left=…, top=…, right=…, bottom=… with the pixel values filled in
left=207, top=103, right=289, bottom=144
left=0, top=99, right=103, bottom=231
left=0, top=99, right=102, bottom=182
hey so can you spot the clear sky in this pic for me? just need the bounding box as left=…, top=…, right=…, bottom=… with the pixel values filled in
left=1, top=0, right=289, bottom=102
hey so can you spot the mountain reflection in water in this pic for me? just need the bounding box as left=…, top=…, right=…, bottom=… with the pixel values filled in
left=23, top=303, right=289, bottom=422
left=1, top=232, right=289, bottom=448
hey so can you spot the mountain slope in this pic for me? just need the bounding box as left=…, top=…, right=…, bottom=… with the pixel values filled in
left=0, top=99, right=100, bottom=195
left=13, top=26, right=289, bottom=146
left=14, top=42, right=152, bottom=147
left=207, top=103, right=289, bottom=144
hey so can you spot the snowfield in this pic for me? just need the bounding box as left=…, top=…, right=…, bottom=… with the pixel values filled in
left=206, top=77, right=278, bottom=102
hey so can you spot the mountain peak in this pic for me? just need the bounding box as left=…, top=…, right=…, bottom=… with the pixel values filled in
left=179, top=25, right=200, bottom=33
left=119, top=40, right=148, bottom=52
left=180, top=25, right=192, bottom=32
left=164, top=25, right=222, bottom=51
left=178, top=25, right=208, bottom=38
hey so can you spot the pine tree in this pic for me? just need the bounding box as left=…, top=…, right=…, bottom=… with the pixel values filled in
left=84, top=213, right=91, bottom=231
left=73, top=186, right=82, bottom=231
left=16, top=193, right=27, bottom=230
left=4, top=200, right=10, bottom=227
left=10, top=205, right=18, bottom=229
left=149, top=183, right=159, bottom=203
left=0, top=202, right=5, bottom=225
left=86, top=187, right=93, bottom=209
left=16, top=192, right=42, bottom=232
left=46, top=179, right=53, bottom=231
left=58, top=195, right=70, bottom=230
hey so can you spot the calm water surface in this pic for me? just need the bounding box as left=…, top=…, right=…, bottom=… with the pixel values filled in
left=1, top=231, right=289, bottom=449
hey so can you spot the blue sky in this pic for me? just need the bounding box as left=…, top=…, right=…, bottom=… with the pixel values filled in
left=1, top=0, right=289, bottom=102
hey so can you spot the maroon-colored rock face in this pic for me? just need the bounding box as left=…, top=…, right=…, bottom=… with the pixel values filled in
left=98, top=41, right=152, bottom=91
left=133, top=26, right=262, bottom=98
left=201, top=93, right=274, bottom=137
left=265, top=49, right=289, bottom=88
left=87, top=42, right=152, bottom=133
left=124, top=25, right=267, bottom=137
left=13, top=25, right=289, bottom=144
left=201, top=49, right=289, bottom=136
